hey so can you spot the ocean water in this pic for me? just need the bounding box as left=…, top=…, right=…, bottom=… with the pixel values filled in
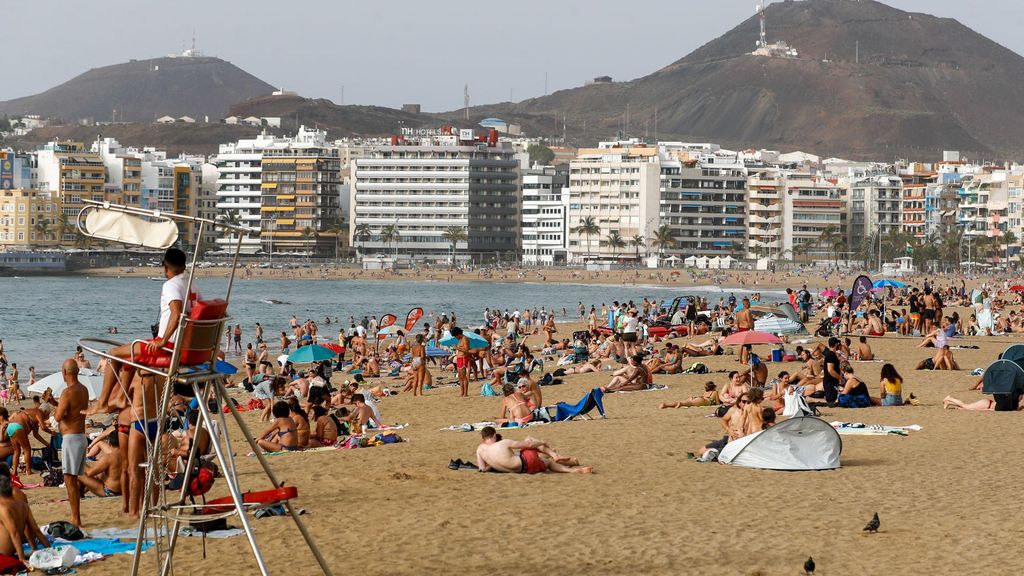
left=0, top=276, right=783, bottom=374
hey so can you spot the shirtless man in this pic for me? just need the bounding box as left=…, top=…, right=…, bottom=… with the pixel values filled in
left=54, top=358, right=89, bottom=527
left=922, top=288, right=938, bottom=334
left=475, top=426, right=592, bottom=474
left=127, top=371, right=163, bottom=518
left=0, top=475, right=40, bottom=564
left=0, top=464, right=47, bottom=552
left=735, top=298, right=754, bottom=331
left=856, top=336, right=874, bottom=361
left=452, top=327, right=471, bottom=397
left=348, top=394, right=381, bottom=435
left=78, top=433, right=123, bottom=497
left=90, top=248, right=195, bottom=414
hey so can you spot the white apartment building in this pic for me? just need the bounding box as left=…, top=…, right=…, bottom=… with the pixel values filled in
left=848, top=175, right=903, bottom=245
left=567, top=141, right=661, bottom=262
left=521, top=166, right=569, bottom=264
left=349, top=133, right=520, bottom=261
left=748, top=171, right=844, bottom=260
left=660, top=144, right=747, bottom=257
left=214, top=133, right=285, bottom=253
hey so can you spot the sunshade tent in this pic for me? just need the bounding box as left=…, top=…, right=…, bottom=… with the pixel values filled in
left=982, top=359, right=1024, bottom=395
left=873, top=279, right=907, bottom=289
left=754, top=315, right=806, bottom=335
left=29, top=369, right=104, bottom=400
left=718, top=416, right=842, bottom=470
left=288, top=345, right=336, bottom=364
left=684, top=256, right=698, bottom=267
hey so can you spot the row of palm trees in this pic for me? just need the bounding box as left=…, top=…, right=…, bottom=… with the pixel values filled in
left=351, top=223, right=468, bottom=260
left=27, top=215, right=97, bottom=249
left=572, top=216, right=678, bottom=261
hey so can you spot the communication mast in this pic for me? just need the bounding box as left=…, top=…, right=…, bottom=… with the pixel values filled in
left=758, top=1, right=767, bottom=49
left=464, top=84, right=470, bottom=120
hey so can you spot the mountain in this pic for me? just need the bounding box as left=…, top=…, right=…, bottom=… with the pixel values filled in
left=0, top=56, right=276, bottom=123
left=228, top=94, right=437, bottom=136
left=455, top=0, right=1024, bottom=159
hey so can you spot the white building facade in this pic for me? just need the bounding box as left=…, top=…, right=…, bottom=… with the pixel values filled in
left=521, top=166, right=569, bottom=265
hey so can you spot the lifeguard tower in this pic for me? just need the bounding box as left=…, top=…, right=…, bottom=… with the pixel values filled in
left=74, top=201, right=332, bottom=576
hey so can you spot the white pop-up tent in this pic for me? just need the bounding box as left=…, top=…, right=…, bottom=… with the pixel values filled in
left=684, top=255, right=698, bottom=267
left=708, top=256, right=722, bottom=269
left=720, top=255, right=736, bottom=269
left=718, top=417, right=842, bottom=470
left=695, top=256, right=710, bottom=269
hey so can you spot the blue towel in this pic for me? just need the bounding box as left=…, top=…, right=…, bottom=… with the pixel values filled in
left=33, top=537, right=154, bottom=557
left=554, top=388, right=605, bottom=421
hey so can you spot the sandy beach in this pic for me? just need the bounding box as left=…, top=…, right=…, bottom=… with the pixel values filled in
left=21, top=306, right=1023, bottom=576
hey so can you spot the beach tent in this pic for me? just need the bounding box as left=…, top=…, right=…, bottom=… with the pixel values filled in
left=720, top=255, right=736, bottom=270
left=1002, top=344, right=1024, bottom=366
left=695, top=256, right=709, bottom=269
left=554, top=388, right=605, bottom=421
left=718, top=417, right=842, bottom=471
left=754, top=315, right=806, bottom=335
left=708, top=256, right=722, bottom=269
left=982, top=359, right=1024, bottom=395
left=684, top=256, right=698, bottom=267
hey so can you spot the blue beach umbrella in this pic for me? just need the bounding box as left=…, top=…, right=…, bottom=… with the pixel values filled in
left=438, top=331, right=490, bottom=350
left=288, top=345, right=337, bottom=364
left=872, top=279, right=906, bottom=289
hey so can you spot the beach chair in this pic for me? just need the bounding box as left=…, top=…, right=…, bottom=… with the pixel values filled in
left=75, top=201, right=332, bottom=576
left=554, top=388, right=606, bottom=421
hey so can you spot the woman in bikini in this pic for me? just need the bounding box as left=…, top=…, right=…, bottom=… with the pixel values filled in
left=660, top=382, right=719, bottom=409
left=289, top=402, right=310, bottom=449
left=497, top=382, right=534, bottom=424
left=256, top=401, right=299, bottom=452
left=307, top=405, right=339, bottom=448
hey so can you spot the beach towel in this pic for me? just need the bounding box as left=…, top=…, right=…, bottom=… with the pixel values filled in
left=612, top=384, right=669, bottom=394
left=554, top=388, right=606, bottom=421
left=89, top=526, right=244, bottom=540
left=830, top=422, right=921, bottom=436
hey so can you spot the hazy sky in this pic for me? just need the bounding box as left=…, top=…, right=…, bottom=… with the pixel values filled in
left=6, top=0, right=1024, bottom=111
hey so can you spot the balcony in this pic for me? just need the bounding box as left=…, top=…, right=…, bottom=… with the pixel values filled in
left=748, top=214, right=782, bottom=225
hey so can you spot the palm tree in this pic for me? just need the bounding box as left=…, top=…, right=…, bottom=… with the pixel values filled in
left=650, top=224, right=676, bottom=259
left=33, top=219, right=51, bottom=245
left=55, top=214, right=71, bottom=246
left=353, top=223, right=372, bottom=256
left=606, top=231, right=625, bottom=259
left=380, top=224, right=400, bottom=256
left=816, top=226, right=838, bottom=266
left=301, top=226, right=317, bottom=256
left=441, top=226, right=468, bottom=265
left=322, top=218, right=346, bottom=260
left=573, top=217, right=599, bottom=261
left=1002, top=230, right=1018, bottom=269
left=630, top=234, right=646, bottom=262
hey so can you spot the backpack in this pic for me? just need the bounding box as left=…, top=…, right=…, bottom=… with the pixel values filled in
left=684, top=362, right=708, bottom=375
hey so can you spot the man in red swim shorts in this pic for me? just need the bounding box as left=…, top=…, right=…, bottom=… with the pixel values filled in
left=451, top=326, right=471, bottom=398
left=474, top=426, right=593, bottom=474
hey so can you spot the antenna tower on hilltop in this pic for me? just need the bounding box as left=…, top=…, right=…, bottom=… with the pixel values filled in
left=758, top=1, right=767, bottom=48
left=464, top=84, right=470, bottom=120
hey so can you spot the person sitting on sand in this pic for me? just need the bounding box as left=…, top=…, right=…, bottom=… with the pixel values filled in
left=660, top=382, right=719, bottom=409
left=918, top=317, right=953, bottom=349
left=646, top=345, right=682, bottom=374
left=854, top=336, right=874, bottom=361
left=836, top=364, right=874, bottom=408
left=475, top=426, right=592, bottom=474
left=257, top=401, right=299, bottom=452
left=696, top=390, right=758, bottom=460
left=879, top=363, right=904, bottom=406
left=601, top=354, right=650, bottom=393
left=497, top=382, right=534, bottom=424
left=78, top=432, right=123, bottom=497
left=765, top=371, right=792, bottom=413
left=718, top=371, right=749, bottom=407
left=347, top=394, right=381, bottom=435
left=307, top=405, right=339, bottom=448
left=916, top=344, right=959, bottom=371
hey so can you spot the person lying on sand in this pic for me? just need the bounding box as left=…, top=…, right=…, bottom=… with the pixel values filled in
left=915, top=345, right=959, bottom=371
left=475, top=426, right=591, bottom=474
left=660, top=382, right=719, bottom=409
